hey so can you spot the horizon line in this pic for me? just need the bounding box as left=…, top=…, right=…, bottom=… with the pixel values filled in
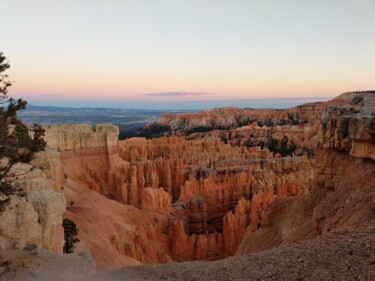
left=22, top=96, right=334, bottom=111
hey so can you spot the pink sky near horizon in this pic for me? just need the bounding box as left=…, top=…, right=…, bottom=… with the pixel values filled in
left=2, top=0, right=375, bottom=106
left=7, top=59, right=364, bottom=102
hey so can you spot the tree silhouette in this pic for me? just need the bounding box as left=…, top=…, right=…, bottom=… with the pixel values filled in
left=0, top=52, right=46, bottom=212
left=63, top=218, right=80, bottom=253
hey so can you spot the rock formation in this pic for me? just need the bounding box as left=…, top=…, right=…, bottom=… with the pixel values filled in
left=0, top=162, right=66, bottom=253
left=320, top=93, right=375, bottom=160
left=44, top=124, right=127, bottom=202
left=44, top=122, right=313, bottom=267
left=236, top=91, right=375, bottom=256
left=30, top=149, right=65, bottom=192
left=140, top=187, right=172, bottom=212
left=44, top=124, right=119, bottom=151
left=28, top=190, right=66, bottom=252
left=0, top=195, right=42, bottom=250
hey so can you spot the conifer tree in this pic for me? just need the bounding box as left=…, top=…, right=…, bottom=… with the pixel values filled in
left=0, top=52, right=46, bottom=212
left=62, top=218, right=80, bottom=254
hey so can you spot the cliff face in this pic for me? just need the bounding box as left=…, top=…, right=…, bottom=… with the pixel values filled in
left=44, top=124, right=119, bottom=151
left=236, top=92, right=375, bottom=256
left=320, top=93, right=375, bottom=160
left=312, top=94, right=375, bottom=231
left=45, top=124, right=128, bottom=201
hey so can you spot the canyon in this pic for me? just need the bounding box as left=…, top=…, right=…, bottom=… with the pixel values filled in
left=0, top=91, right=374, bottom=280
left=45, top=123, right=313, bottom=268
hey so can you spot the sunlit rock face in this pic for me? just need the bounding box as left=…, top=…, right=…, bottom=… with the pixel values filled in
left=44, top=124, right=127, bottom=202
left=44, top=124, right=119, bottom=151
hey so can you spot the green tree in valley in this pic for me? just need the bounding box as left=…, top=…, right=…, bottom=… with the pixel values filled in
left=63, top=218, right=80, bottom=253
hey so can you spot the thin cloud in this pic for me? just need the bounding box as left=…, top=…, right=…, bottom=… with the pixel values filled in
left=41, top=94, right=60, bottom=98
left=145, top=91, right=213, bottom=97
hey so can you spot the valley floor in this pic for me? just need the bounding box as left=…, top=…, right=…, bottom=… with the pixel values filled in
left=2, top=226, right=374, bottom=281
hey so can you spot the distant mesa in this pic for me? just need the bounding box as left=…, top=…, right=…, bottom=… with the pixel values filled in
left=344, top=90, right=375, bottom=93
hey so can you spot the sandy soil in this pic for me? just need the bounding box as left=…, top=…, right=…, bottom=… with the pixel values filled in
left=1, top=226, right=374, bottom=281
left=0, top=248, right=94, bottom=281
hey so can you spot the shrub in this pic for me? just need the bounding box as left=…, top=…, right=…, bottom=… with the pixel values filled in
left=135, top=123, right=171, bottom=138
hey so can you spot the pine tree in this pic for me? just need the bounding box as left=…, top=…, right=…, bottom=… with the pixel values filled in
left=0, top=52, right=46, bottom=212
left=62, top=218, right=80, bottom=254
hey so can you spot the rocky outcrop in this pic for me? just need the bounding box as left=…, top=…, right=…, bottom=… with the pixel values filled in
left=28, top=190, right=66, bottom=253
left=31, top=149, right=65, bottom=191
left=44, top=124, right=129, bottom=202
left=321, top=93, right=375, bottom=160
left=236, top=91, right=375, bottom=256
left=0, top=195, right=42, bottom=250
left=0, top=160, right=66, bottom=253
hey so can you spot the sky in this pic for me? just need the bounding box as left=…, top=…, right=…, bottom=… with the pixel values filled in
left=1, top=0, right=375, bottom=109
